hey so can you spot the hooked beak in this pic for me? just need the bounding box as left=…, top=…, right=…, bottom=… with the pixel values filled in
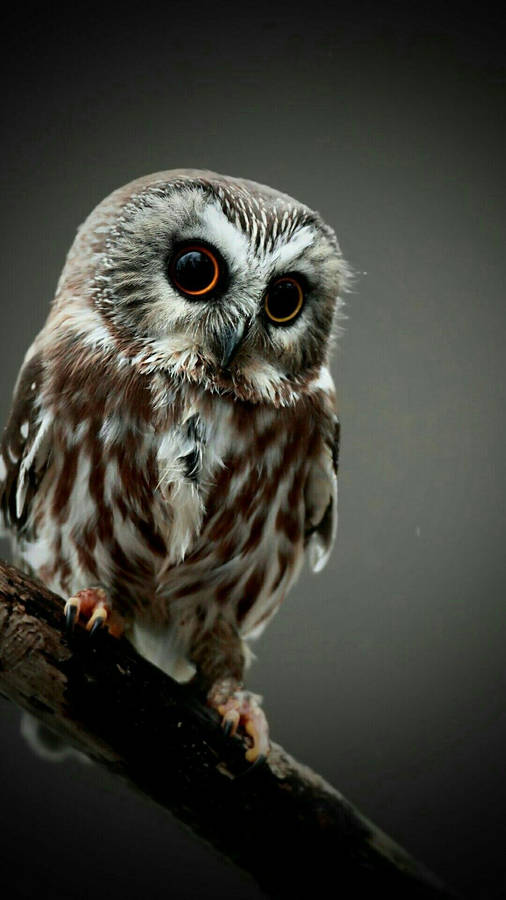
left=216, top=319, right=249, bottom=369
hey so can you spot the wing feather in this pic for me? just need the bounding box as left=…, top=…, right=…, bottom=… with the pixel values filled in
left=304, top=417, right=340, bottom=573
left=0, top=352, right=51, bottom=534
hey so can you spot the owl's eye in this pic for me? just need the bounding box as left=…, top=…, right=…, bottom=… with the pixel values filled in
left=170, top=245, right=220, bottom=297
left=264, top=276, right=304, bottom=324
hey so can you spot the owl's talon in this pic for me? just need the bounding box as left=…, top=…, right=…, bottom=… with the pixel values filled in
left=63, top=588, right=124, bottom=639
left=244, top=707, right=270, bottom=763
left=253, top=753, right=267, bottom=769
left=87, top=610, right=107, bottom=636
left=65, top=598, right=80, bottom=632
left=221, top=707, right=240, bottom=738
left=222, top=719, right=233, bottom=738
left=209, top=686, right=270, bottom=763
left=240, top=753, right=267, bottom=777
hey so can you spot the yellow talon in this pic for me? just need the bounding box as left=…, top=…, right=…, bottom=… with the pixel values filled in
left=65, top=597, right=81, bottom=630
left=86, top=604, right=108, bottom=631
left=208, top=684, right=270, bottom=764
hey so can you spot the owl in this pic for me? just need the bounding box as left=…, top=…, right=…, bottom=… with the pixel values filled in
left=0, top=170, right=348, bottom=763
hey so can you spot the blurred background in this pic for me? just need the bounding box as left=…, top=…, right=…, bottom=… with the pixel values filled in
left=1, top=4, right=505, bottom=898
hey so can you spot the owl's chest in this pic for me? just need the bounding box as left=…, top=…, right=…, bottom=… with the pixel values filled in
left=151, top=398, right=242, bottom=563
left=151, top=397, right=314, bottom=633
left=153, top=398, right=301, bottom=555
left=27, top=394, right=312, bottom=616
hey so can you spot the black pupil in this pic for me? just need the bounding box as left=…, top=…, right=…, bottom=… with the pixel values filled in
left=267, top=280, right=300, bottom=320
left=173, top=249, right=215, bottom=293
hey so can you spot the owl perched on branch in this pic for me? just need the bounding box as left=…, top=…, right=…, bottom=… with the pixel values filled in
left=0, top=170, right=349, bottom=763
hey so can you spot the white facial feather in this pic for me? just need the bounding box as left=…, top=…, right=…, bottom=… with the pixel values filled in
left=268, top=224, right=316, bottom=270
left=189, top=200, right=251, bottom=275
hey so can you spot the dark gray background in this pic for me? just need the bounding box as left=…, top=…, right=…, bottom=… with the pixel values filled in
left=1, top=4, right=505, bottom=898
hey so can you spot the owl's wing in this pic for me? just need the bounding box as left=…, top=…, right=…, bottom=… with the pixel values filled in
left=0, top=351, right=52, bottom=534
left=304, top=417, right=340, bottom=573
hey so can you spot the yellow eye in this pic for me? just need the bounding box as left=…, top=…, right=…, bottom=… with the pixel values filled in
left=171, top=245, right=220, bottom=297
left=264, top=276, right=304, bottom=324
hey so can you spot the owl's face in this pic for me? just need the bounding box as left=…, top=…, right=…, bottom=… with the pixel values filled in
left=61, top=172, right=348, bottom=404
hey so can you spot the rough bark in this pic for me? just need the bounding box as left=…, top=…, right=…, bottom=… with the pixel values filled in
left=0, top=560, right=457, bottom=899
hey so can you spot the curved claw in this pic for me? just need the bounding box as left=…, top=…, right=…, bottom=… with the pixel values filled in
left=222, top=719, right=234, bottom=738
left=220, top=706, right=240, bottom=738
left=87, top=607, right=108, bottom=636
left=244, top=707, right=270, bottom=763
left=238, top=753, right=267, bottom=778
left=65, top=599, right=79, bottom=633
left=63, top=589, right=124, bottom=640
left=88, top=615, right=106, bottom=637
left=212, top=689, right=270, bottom=764
left=249, top=752, right=267, bottom=770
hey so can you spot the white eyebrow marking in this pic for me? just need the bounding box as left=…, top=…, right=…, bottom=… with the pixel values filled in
left=268, top=224, right=316, bottom=270
left=188, top=200, right=250, bottom=275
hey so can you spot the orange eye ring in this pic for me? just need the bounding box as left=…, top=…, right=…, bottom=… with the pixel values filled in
left=264, top=276, right=304, bottom=323
left=171, top=245, right=220, bottom=296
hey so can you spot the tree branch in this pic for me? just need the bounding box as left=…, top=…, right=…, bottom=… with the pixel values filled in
left=0, top=560, right=456, bottom=898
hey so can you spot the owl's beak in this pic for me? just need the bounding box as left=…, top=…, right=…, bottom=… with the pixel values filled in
left=217, top=320, right=249, bottom=369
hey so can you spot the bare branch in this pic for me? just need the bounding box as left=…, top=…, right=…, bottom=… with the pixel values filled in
left=0, top=560, right=456, bottom=899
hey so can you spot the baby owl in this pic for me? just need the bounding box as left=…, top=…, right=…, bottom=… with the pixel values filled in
left=0, top=170, right=348, bottom=762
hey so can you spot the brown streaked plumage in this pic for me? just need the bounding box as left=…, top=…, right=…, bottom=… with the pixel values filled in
left=0, top=169, right=349, bottom=761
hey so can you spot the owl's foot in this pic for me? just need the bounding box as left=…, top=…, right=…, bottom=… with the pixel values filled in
left=64, top=588, right=125, bottom=638
left=207, top=680, right=270, bottom=764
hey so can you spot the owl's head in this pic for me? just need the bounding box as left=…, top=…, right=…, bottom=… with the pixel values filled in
left=54, top=170, right=349, bottom=405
